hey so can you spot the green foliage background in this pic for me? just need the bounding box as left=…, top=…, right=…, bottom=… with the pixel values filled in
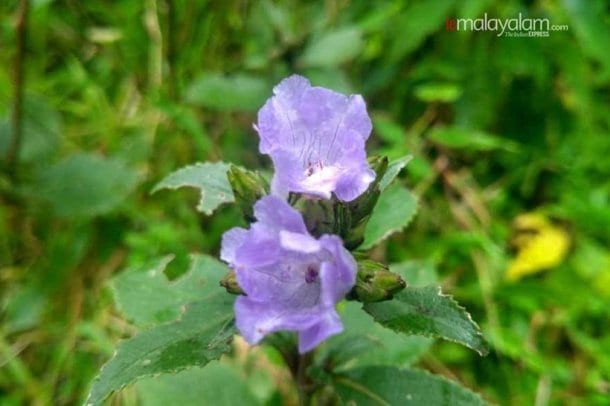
left=1, top=0, right=609, bottom=404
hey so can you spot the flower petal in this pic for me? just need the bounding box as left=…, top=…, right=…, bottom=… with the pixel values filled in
left=298, top=91, right=372, bottom=158
left=319, top=235, right=357, bottom=306
left=253, top=195, right=308, bottom=234
left=235, top=296, right=320, bottom=345
left=297, top=165, right=343, bottom=199
left=235, top=261, right=302, bottom=302
left=220, top=227, right=247, bottom=265
left=279, top=230, right=321, bottom=254
left=256, top=75, right=374, bottom=201
left=220, top=196, right=357, bottom=352
left=334, top=165, right=375, bottom=202
left=257, top=75, right=311, bottom=155
left=298, top=309, right=343, bottom=353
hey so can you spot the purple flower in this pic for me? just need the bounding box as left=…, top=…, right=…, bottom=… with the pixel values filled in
left=220, top=195, right=357, bottom=353
left=255, top=75, right=375, bottom=202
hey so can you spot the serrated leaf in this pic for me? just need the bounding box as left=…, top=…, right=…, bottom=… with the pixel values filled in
left=333, top=366, right=488, bottom=405
left=34, top=153, right=138, bottom=218
left=300, top=27, right=363, bottom=68
left=135, top=363, right=260, bottom=406
left=361, top=184, right=418, bottom=249
left=364, top=285, right=488, bottom=355
left=321, top=261, right=438, bottom=370
left=379, top=155, right=412, bottom=191
left=322, top=302, right=432, bottom=370
left=85, top=299, right=235, bottom=406
left=111, top=254, right=229, bottom=327
left=151, top=162, right=234, bottom=215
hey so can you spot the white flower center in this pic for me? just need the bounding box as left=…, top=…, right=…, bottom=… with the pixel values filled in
left=300, top=162, right=343, bottom=198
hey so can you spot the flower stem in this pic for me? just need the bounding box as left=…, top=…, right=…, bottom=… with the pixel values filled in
left=296, top=352, right=314, bottom=406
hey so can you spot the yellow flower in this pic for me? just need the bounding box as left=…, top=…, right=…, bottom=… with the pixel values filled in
left=505, top=213, right=570, bottom=281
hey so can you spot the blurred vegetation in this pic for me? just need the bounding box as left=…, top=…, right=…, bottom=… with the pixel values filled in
left=1, top=0, right=609, bottom=405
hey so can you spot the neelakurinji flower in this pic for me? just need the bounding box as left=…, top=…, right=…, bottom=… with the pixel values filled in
left=255, top=75, right=375, bottom=202
left=220, top=195, right=357, bottom=353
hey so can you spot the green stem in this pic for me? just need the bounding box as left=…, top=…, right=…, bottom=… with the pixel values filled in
left=271, top=337, right=314, bottom=406
left=7, top=0, right=29, bottom=179
left=165, top=0, right=177, bottom=98
left=0, top=332, right=47, bottom=404
left=296, top=352, right=314, bottom=406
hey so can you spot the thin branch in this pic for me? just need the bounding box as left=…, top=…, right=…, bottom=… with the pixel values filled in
left=165, top=0, right=177, bottom=98
left=0, top=331, right=46, bottom=404
left=144, top=0, right=163, bottom=93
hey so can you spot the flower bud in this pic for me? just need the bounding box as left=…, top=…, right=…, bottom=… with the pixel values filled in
left=219, top=270, right=244, bottom=295
left=341, top=156, right=388, bottom=249
left=295, top=156, right=390, bottom=248
left=348, top=259, right=406, bottom=302
left=227, top=165, right=268, bottom=222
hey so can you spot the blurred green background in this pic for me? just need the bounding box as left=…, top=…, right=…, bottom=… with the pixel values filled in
left=1, top=0, right=609, bottom=405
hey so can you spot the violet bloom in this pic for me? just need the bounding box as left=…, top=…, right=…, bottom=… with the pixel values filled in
left=255, top=75, right=375, bottom=202
left=220, top=195, right=356, bottom=353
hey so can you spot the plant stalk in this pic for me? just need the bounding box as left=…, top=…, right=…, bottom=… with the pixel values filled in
left=295, top=351, right=314, bottom=406
left=7, top=0, right=29, bottom=178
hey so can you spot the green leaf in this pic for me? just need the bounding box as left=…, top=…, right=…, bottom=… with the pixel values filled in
left=262, top=1, right=296, bottom=43
left=372, top=116, right=406, bottom=144
left=111, top=254, right=229, bottom=327
left=333, top=366, right=488, bottom=405
left=302, top=69, right=352, bottom=94
left=364, top=285, right=489, bottom=355
left=562, top=0, right=610, bottom=73
left=428, top=127, right=518, bottom=152
left=379, top=155, right=412, bottom=191
left=155, top=99, right=212, bottom=154
left=300, top=27, right=364, bottom=68
left=389, top=0, right=456, bottom=61
left=323, top=302, right=432, bottom=369
left=85, top=299, right=235, bottom=406
left=414, top=82, right=462, bottom=103
left=3, top=283, right=48, bottom=333
left=371, top=116, right=411, bottom=158
left=185, top=73, right=269, bottom=111
left=322, top=261, right=439, bottom=369
left=0, top=95, right=61, bottom=164
left=135, top=363, right=260, bottom=406
left=151, top=162, right=234, bottom=215
left=362, top=184, right=418, bottom=249
left=34, top=153, right=138, bottom=218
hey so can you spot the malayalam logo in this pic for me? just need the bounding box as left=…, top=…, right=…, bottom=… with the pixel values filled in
left=445, top=13, right=569, bottom=37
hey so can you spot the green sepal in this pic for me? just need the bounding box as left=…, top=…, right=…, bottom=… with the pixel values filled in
left=292, top=156, right=393, bottom=249
left=296, top=198, right=336, bottom=238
